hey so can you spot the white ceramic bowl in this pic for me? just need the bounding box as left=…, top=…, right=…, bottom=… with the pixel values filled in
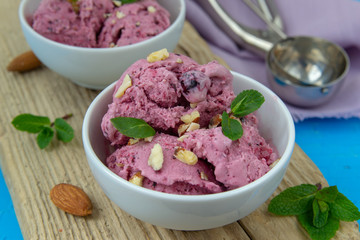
left=19, top=0, right=185, bottom=90
left=82, top=71, right=295, bottom=230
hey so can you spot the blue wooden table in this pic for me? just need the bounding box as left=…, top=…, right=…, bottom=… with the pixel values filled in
left=1, top=118, right=360, bottom=239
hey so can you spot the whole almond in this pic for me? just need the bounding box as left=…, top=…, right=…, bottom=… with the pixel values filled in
left=50, top=183, right=92, bottom=217
left=7, top=50, right=42, bottom=72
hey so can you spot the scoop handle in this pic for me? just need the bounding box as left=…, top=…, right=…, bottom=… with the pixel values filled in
left=198, top=0, right=282, bottom=57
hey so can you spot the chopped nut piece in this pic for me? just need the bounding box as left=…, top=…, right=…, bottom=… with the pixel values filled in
left=190, top=103, right=197, bottom=109
left=147, top=48, right=169, bottom=63
left=112, top=0, right=122, bottom=7
left=129, top=172, right=144, bottom=186
left=116, top=11, right=125, bottom=19
left=209, top=114, right=222, bottom=128
left=186, top=122, right=200, bottom=132
left=111, top=19, right=116, bottom=25
left=128, top=138, right=140, bottom=145
left=147, top=6, right=156, bottom=13
left=148, top=143, right=164, bottom=171
left=115, top=74, right=132, bottom=98
left=176, top=58, right=183, bottom=63
left=200, top=171, right=208, bottom=180
left=104, top=13, right=111, bottom=18
left=135, top=21, right=141, bottom=26
left=109, top=42, right=115, bottom=48
left=178, top=123, right=190, bottom=136
left=144, top=136, right=154, bottom=142
left=181, top=110, right=200, bottom=124
left=116, top=162, right=124, bottom=167
left=174, top=147, right=198, bottom=165
left=177, top=134, right=189, bottom=142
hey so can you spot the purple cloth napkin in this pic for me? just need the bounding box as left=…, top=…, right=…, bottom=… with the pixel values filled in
left=185, top=0, right=360, bottom=122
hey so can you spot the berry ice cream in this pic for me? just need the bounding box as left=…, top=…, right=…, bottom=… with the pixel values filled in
left=32, top=0, right=170, bottom=48
left=101, top=49, right=278, bottom=195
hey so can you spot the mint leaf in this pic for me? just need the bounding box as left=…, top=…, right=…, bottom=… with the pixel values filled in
left=221, top=112, right=243, bottom=141
left=12, top=114, right=51, bottom=133
left=298, top=211, right=339, bottom=240
left=111, top=117, right=155, bottom=139
left=316, top=186, right=338, bottom=203
left=329, top=192, right=360, bottom=221
left=54, top=118, right=74, bottom=143
left=268, top=184, right=318, bottom=215
left=36, top=126, right=54, bottom=149
left=231, top=89, right=264, bottom=117
left=313, top=200, right=329, bottom=228
left=120, top=0, right=138, bottom=4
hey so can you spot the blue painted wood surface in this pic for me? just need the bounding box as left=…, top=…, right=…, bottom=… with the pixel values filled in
left=1, top=118, right=359, bottom=239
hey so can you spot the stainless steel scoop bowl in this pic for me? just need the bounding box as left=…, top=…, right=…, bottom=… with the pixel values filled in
left=200, top=0, right=350, bottom=107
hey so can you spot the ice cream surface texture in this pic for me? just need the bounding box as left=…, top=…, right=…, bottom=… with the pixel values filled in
left=102, top=50, right=278, bottom=195
left=32, top=0, right=170, bottom=48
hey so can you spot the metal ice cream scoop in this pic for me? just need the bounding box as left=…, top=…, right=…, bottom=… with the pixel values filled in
left=199, top=0, right=350, bottom=107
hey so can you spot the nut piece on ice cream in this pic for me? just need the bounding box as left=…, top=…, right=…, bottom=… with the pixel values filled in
left=174, top=147, right=198, bottom=165
left=147, top=48, right=169, bottom=63
left=115, top=74, right=132, bottom=98
left=148, top=143, right=164, bottom=171
left=181, top=110, right=200, bottom=124
left=129, top=172, right=144, bottom=186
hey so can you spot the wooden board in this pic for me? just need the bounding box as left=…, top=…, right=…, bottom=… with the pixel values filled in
left=1, top=1, right=359, bottom=239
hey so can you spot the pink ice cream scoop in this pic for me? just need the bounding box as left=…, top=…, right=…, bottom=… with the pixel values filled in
left=32, top=0, right=170, bottom=48
left=101, top=52, right=234, bottom=145
left=102, top=51, right=278, bottom=195
left=97, top=0, right=170, bottom=47
left=32, top=0, right=114, bottom=48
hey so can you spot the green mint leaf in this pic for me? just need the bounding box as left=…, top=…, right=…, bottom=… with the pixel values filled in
left=268, top=184, right=318, bottom=215
left=12, top=114, right=51, bottom=133
left=36, top=126, right=54, bottom=149
left=313, top=200, right=329, bottom=228
left=54, top=118, right=74, bottom=143
left=111, top=117, right=155, bottom=139
left=120, top=0, right=138, bottom=4
left=298, top=211, right=339, bottom=240
left=231, top=89, right=265, bottom=117
left=329, top=192, right=360, bottom=222
left=315, top=186, right=339, bottom=203
left=221, top=112, right=243, bottom=141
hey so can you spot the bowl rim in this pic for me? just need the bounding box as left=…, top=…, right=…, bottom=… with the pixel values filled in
left=19, top=0, right=186, bottom=52
left=82, top=71, right=295, bottom=202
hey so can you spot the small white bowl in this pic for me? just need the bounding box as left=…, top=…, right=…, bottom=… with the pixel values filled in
left=19, top=0, right=185, bottom=90
left=82, top=71, right=295, bottom=230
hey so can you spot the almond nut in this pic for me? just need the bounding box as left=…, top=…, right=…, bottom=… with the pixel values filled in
left=7, top=51, right=42, bottom=72
left=181, top=110, right=200, bottom=124
left=127, top=138, right=140, bottom=145
left=115, top=74, right=132, bottom=98
left=178, top=123, right=190, bottom=136
left=147, top=48, right=169, bottom=63
left=50, top=183, right=92, bottom=217
left=148, top=143, right=164, bottom=171
left=129, top=172, right=144, bottom=186
left=174, top=147, right=198, bottom=165
left=209, top=114, right=222, bottom=128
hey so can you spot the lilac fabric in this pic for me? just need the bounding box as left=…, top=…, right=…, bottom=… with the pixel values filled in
left=185, top=0, right=360, bottom=122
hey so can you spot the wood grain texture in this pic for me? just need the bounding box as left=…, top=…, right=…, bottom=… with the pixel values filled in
left=0, top=1, right=359, bottom=239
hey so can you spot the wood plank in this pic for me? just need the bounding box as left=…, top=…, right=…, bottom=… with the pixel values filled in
left=0, top=1, right=359, bottom=239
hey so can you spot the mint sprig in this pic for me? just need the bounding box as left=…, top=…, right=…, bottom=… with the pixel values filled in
left=268, top=184, right=360, bottom=240
left=111, top=117, right=155, bottom=139
left=222, top=89, right=264, bottom=141
left=12, top=113, right=74, bottom=149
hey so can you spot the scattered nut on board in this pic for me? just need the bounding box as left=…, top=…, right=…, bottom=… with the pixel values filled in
left=50, top=183, right=93, bottom=217
left=7, top=50, right=42, bottom=72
